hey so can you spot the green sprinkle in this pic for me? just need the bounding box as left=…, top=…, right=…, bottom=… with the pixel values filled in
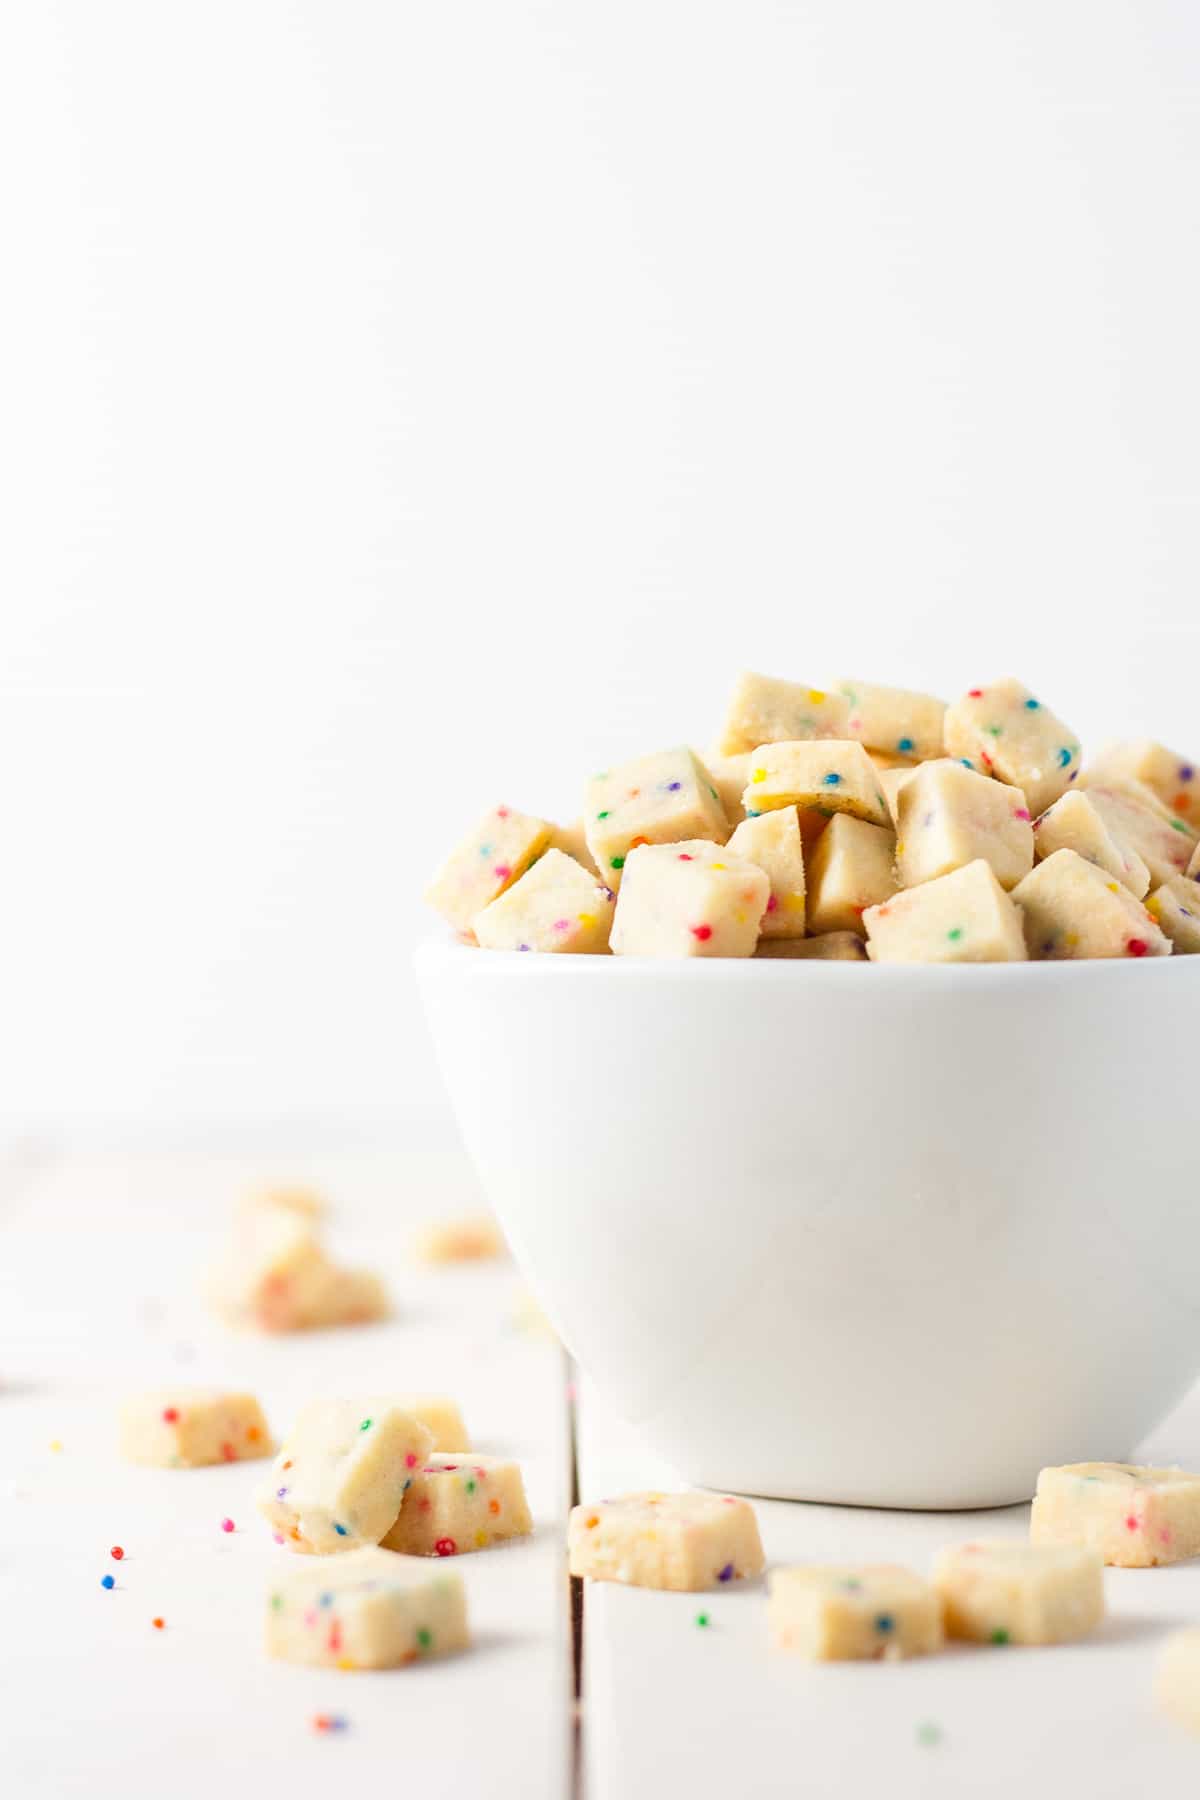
left=416, top=1627, right=433, bottom=1650
left=359, top=1418, right=372, bottom=1432
left=465, top=1478, right=476, bottom=1494
left=597, top=810, right=610, bottom=820
left=990, top=1628, right=1009, bottom=1645
left=916, top=1721, right=942, bottom=1747
left=270, top=1594, right=283, bottom=1611
left=708, top=785, right=719, bottom=802
left=986, top=723, right=1003, bottom=737
left=695, top=1612, right=710, bottom=1629
left=947, top=927, right=964, bottom=942
left=610, top=855, right=625, bottom=870
left=1172, top=819, right=1191, bottom=834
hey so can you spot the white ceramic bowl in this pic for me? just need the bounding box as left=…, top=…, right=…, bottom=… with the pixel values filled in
left=416, top=939, right=1200, bottom=1508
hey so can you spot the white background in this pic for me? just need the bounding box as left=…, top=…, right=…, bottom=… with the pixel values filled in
left=3, top=1, right=1200, bottom=1141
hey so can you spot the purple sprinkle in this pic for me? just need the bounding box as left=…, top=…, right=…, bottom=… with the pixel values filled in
left=1181, top=765, right=1195, bottom=782
left=922, top=810, right=935, bottom=828
left=602, top=887, right=615, bottom=902
left=517, top=943, right=531, bottom=952
left=717, top=1563, right=734, bottom=1582
left=276, top=1487, right=288, bottom=1498
left=665, top=780, right=682, bottom=791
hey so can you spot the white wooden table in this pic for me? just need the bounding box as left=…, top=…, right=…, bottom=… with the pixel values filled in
left=5, top=1141, right=1200, bottom=1798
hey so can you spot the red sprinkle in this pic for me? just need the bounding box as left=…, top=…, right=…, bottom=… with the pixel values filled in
left=162, top=1408, right=179, bottom=1424
left=493, top=864, right=512, bottom=881
left=766, top=894, right=778, bottom=912
left=1126, top=938, right=1149, bottom=957
left=110, top=1546, right=125, bottom=1561
left=1125, top=1515, right=1139, bottom=1531
left=690, top=924, right=713, bottom=941
left=220, top=1518, right=235, bottom=1534
left=1013, top=808, right=1031, bottom=821
left=677, top=853, right=694, bottom=861
left=434, top=1537, right=458, bottom=1557
left=968, top=688, right=983, bottom=698
left=220, top=1442, right=236, bottom=1463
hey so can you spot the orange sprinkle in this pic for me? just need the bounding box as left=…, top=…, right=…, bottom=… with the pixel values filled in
left=488, top=1498, right=501, bottom=1516
left=152, top=1617, right=165, bottom=1630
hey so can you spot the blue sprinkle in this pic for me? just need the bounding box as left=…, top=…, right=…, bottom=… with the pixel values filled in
left=746, top=808, right=761, bottom=818
left=319, top=1592, right=333, bottom=1608
left=664, top=780, right=682, bottom=792
left=1024, top=697, right=1041, bottom=710
left=875, top=1614, right=894, bottom=1633
left=821, top=772, right=842, bottom=787
left=1057, top=747, right=1072, bottom=767
left=101, top=1574, right=115, bottom=1590
left=403, top=1478, right=412, bottom=1490
left=959, top=758, right=974, bottom=770
left=897, top=737, right=914, bottom=754
left=334, top=1523, right=348, bottom=1536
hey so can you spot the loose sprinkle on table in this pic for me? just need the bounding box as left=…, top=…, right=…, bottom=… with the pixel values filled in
left=220, top=1518, right=235, bottom=1534
left=101, top=1574, right=115, bottom=1590
left=110, top=1546, right=124, bottom=1561
left=49, top=1440, right=63, bottom=1453
left=313, top=1715, right=348, bottom=1734
left=916, top=1722, right=943, bottom=1747
left=695, top=1612, right=711, bottom=1629
left=152, top=1617, right=165, bottom=1630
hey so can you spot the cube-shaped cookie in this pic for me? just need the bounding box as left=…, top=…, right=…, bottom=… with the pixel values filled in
left=610, top=842, right=769, bottom=958
left=257, top=1400, right=433, bottom=1554
left=1146, top=876, right=1200, bottom=954
left=864, top=859, right=1027, bottom=964
left=716, top=672, right=851, bottom=756
left=769, top=1565, right=942, bottom=1660
left=702, top=750, right=753, bottom=828
left=1157, top=1629, right=1200, bottom=1734
left=1012, top=849, right=1171, bottom=960
left=743, top=741, right=891, bottom=837
left=943, top=679, right=1081, bottom=814
left=933, top=1540, right=1104, bottom=1645
left=394, top=1396, right=470, bottom=1452
left=836, top=679, right=947, bottom=763
left=120, top=1389, right=271, bottom=1468
left=895, top=759, right=1034, bottom=891
left=381, top=1453, right=533, bottom=1556
left=1032, top=790, right=1150, bottom=897
left=473, top=849, right=615, bottom=954
left=726, top=807, right=807, bottom=938
left=207, top=1205, right=387, bottom=1333
left=1083, top=783, right=1198, bottom=887
left=266, top=1546, right=468, bottom=1670
left=425, top=806, right=552, bottom=933
left=1031, top=1462, right=1200, bottom=1567
left=755, top=931, right=868, bottom=961
left=807, top=815, right=897, bottom=936
left=584, top=748, right=727, bottom=886
left=1087, top=739, right=1200, bottom=830
left=568, top=1491, right=764, bottom=1591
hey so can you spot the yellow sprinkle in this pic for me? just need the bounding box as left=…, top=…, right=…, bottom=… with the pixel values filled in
left=49, top=1440, right=63, bottom=1453
left=577, top=912, right=596, bottom=926
left=734, top=911, right=746, bottom=924
left=712, top=862, right=726, bottom=870
left=474, top=1529, right=488, bottom=1548
left=1106, top=883, right=1119, bottom=893
left=336, top=1657, right=357, bottom=1671
left=895, top=841, right=905, bottom=855
left=808, top=689, right=827, bottom=704
left=786, top=893, right=805, bottom=909
left=751, top=769, right=766, bottom=784
left=1065, top=932, right=1079, bottom=947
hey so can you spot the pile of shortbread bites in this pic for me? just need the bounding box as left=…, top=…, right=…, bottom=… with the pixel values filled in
left=426, top=673, right=1200, bottom=962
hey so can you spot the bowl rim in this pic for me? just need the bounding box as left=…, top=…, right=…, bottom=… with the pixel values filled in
left=415, top=932, right=1197, bottom=985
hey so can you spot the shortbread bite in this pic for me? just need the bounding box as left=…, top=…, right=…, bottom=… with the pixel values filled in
left=1031, top=1462, right=1200, bottom=1567
left=1083, top=783, right=1198, bottom=887
left=933, top=1540, right=1103, bottom=1645
left=864, top=859, right=1027, bottom=964
left=703, top=751, right=753, bottom=828
left=120, top=1389, right=271, bottom=1469
left=943, top=679, right=1081, bottom=814
left=266, top=1546, right=468, bottom=1670
left=1146, top=876, right=1200, bottom=954
left=1157, top=1630, right=1200, bottom=1734
left=207, top=1205, right=387, bottom=1333
left=1087, top=739, right=1200, bottom=830
left=1032, top=790, right=1150, bottom=897
left=584, top=748, right=727, bottom=887
left=257, top=1401, right=433, bottom=1555
left=473, top=849, right=614, bottom=954
left=413, top=1214, right=507, bottom=1264
left=568, top=1492, right=764, bottom=1591
left=836, top=679, right=947, bottom=763
left=610, top=841, right=769, bottom=958
left=769, top=1565, right=942, bottom=1661
left=1011, top=849, right=1171, bottom=960
left=895, top=759, right=1034, bottom=891
left=755, top=932, right=868, bottom=961
left=393, top=1397, right=470, bottom=1452
left=743, top=740, right=890, bottom=835
left=425, top=806, right=551, bottom=933
left=381, top=1453, right=533, bottom=1556
left=716, top=672, right=851, bottom=756
left=806, top=815, right=897, bottom=936
left=726, top=807, right=807, bottom=938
